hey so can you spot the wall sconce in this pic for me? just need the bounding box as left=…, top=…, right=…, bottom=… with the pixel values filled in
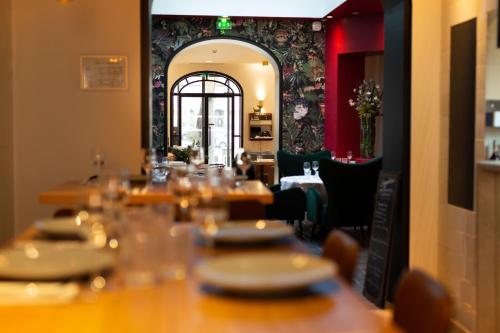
left=253, top=100, right=264, bottom=113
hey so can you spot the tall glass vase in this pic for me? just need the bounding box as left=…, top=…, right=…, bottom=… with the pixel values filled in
left=360, top=115, right=376, bottom=158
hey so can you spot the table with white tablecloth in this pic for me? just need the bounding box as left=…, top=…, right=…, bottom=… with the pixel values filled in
left=280, top=175, right=327, bottom=201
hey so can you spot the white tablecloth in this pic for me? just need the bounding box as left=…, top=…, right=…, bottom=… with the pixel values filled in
left=280, top=175, right=327, bottom=201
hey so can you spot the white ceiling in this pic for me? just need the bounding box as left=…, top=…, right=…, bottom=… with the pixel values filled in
left=171, top=41, right=270, bottom=65
left=152, top=0, right=347, bottom=18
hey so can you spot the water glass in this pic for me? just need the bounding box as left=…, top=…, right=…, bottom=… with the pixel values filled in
left=152, top=157, right=169, bottom=182
left=162, top=224, right=195, bottom=280
left=312, top=160, right=319, bottom=177
left=120, top=206, right=171, bottom=287
left=190, top=146, right=205, bottom=167
left=347, top=151, right=353, bottom=163
left=303, top=161, right=311, bottom=176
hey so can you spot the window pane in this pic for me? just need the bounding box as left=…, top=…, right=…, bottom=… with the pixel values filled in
left=180, top=80, right=203, bottom=93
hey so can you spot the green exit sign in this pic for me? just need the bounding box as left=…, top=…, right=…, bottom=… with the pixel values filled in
left=216, top=17, right=232, bottom=31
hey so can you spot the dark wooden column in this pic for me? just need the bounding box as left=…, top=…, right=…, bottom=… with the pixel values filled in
left=382, top=0, right=412, bottom=300
left=140, top=0, right=153, bottom=148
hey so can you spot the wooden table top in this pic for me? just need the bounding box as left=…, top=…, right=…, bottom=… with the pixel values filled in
left=0, top=228, right=402, bottom=333
left=38, top=180, right=274, bottom=206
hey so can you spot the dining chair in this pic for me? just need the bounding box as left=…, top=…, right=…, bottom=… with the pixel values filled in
left=322, top=230, right=359, bottom=283
left=265, top=187, right=306, bottom=236
left=319, top=157, right=382, bottom=235
left=390, top=270, right=452, bottom=333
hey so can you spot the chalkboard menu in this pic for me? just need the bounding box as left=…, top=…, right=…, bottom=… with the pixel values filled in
left=363, top=171, right=400, bottom=308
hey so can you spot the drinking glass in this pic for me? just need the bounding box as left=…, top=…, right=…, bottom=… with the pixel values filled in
left=312, top=160, right=319, bottom=177
left=142, top=149, right=157, bottom=187
left=331, top=151, right=336, bottom=161
left=120, top=205, right=171, bottom=287
left=162, top=224, right=195, bottom=280
left=235, top=149, right=251, bottom=176
left=303, top=161, right=311, bottom=176
left=347, top=151, right=353, bottom=163
left=91, top=147, right=105, bottom=181
left=190, top=146, right=205, bottom=167
left=152, top=156, right=169, bottom=182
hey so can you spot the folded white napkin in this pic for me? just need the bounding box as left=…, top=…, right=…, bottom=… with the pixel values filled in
left=0, top=281, right=79, bottom=306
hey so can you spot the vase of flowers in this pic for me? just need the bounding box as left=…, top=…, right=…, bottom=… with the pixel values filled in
left=349, top=79, right=383, bottom=158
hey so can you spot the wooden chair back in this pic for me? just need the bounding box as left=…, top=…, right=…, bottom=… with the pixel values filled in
left=322, top=230, right=360, bottom=283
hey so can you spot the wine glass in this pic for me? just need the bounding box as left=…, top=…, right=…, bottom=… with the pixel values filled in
left=91, top=147, right=105, bottom=180
left=312, top=160, right=319, bottom=177
left=331, top=151, right=336, bottom=161
left=190, top=146, right=205, bottom=167
left=235, top=149, right=251, bottom=176
left=347, top=151, right=353, bottom=164
left=142, top=149, right=157, bottom=187
left=152, top=156, right=169, bottom=182
left=303, top=161, right=311, bottom=176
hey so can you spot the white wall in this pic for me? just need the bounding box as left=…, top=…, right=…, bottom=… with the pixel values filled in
left=168, top=63, right=276, bottom=155
left=412, top=0, right=488, bottom=332
left=0, top=0, right=14, bottom=244
left=11, top=0, right=142, bottom=233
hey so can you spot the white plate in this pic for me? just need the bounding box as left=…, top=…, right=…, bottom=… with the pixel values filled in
left=0, top=246, right=115, bottom=280
left=34, top=217, right=90, bottom=238
left=195, top=252, right=336, bottom=292
left=210, top=221, right=293, bottom=243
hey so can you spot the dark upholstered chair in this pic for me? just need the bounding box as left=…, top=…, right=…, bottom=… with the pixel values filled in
left=276, top=150, right=332, bottom=178
left=319, top=157, right=382, bottom=232
left=392, top=270, right=452, bottom=333
left=265, top=187, right=306, bottom=236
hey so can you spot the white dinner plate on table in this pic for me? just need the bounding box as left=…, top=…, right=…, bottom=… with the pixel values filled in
left=195, top=252, right=336, bottom=292
left=0, top=246, right=115, bottom=280
left=34, top=217, right=90, bottom=239
left=210, top=221, right=293, bottom=244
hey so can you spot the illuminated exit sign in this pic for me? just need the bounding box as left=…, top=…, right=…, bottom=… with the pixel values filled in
left=216, top=17, right=232, bottom=32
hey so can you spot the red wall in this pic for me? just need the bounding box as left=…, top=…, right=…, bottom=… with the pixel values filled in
left=324, top=15, right=384, bottom=157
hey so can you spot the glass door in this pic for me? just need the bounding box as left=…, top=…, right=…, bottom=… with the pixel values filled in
left=179, top=97, right=203, bottom=148
left=207, top=97, right=232, bottom=165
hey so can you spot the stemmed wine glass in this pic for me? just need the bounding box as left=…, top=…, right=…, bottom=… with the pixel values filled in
left=190, top=146, right=205, bottom=168
left=235, top=149, right=251, bottom=176
left=91, top=147, right=105, bottom=180
left=347, top=151, right=353, bottom=164
left=142, top=148, right=157, bottom=188
left=303, top=161, right=311, bottom=176
left=312, top=160, right=319, bottom=177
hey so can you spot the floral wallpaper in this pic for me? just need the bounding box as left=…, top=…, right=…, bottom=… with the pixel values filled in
left=152, top=16, right=325, bottom=153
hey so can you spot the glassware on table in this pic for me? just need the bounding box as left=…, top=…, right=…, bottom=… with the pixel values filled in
left=142, top=148, right=157, bottom=188
left=91, top=147, right=105, bottom=181
left=162, top=223, right=195, bottom=280
left=235, top=149, right=251, bottom=176
left=190, top=146, right=205, bottom=167
left=152, top=156, right=169, bottom=183
left=312, top=160, right=319, bottom=177
left=347, top=151, right=353, bottom=164
left=331, top=151, right=336, bottom=161
left=303, top=161, right=311, bottom=176
left=120, top=205, right=173, bottom=287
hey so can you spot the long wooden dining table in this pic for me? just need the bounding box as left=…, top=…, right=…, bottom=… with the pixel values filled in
left=0, top=226, right=403, bottom=333
left=38, top=180, right=274, bottom=206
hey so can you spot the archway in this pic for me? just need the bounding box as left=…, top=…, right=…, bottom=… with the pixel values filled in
left=165, top=37, right=282, bottom=164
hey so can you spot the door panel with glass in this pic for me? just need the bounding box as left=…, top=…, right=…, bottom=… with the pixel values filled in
left=169, top=72, right=243, bottom=166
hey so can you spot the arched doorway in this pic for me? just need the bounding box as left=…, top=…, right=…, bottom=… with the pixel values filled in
left=170, top=71, right=243, bottom=165
left=165, top=37, right=282, bottom=171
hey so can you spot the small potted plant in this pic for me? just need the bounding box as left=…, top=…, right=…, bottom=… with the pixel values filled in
left=349, top=79, right=383, bottom=158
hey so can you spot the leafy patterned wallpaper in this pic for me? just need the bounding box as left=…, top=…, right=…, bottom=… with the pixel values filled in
left=152, top=16, right=325, bottom=152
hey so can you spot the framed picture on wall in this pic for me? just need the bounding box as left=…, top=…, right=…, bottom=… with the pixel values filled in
left=80, top=55, right=128, bottom=90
